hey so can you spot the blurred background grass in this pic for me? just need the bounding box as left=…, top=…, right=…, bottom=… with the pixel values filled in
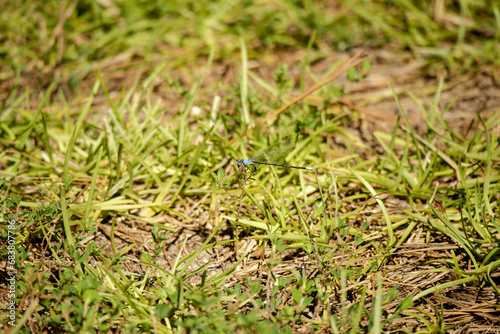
left=1, top=0, right=498, bottom=92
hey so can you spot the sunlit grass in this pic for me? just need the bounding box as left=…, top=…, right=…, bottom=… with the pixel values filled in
left=1, top=0, right=499, bottom=333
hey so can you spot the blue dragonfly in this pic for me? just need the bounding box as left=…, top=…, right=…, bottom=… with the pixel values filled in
left=237, top=136, right=313, bottom=172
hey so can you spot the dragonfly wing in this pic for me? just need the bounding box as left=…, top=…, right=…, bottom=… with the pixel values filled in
left=251, top=136, right=295, bottom=164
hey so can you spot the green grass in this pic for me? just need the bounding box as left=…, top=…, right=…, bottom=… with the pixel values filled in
left=1, top=0, right=500, bottom=333
left=1, top=0, right=499, bottom=83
